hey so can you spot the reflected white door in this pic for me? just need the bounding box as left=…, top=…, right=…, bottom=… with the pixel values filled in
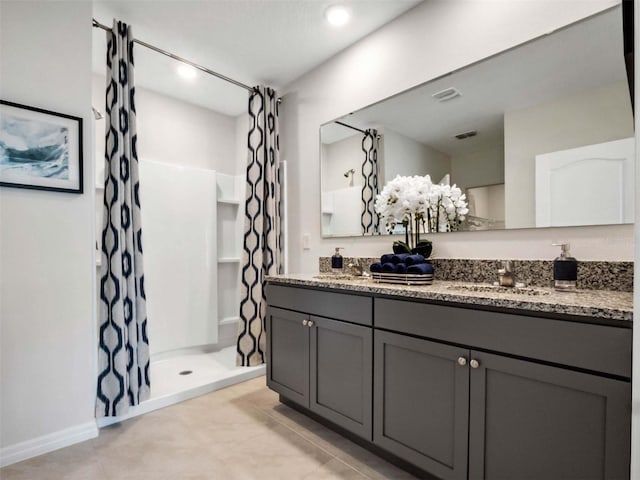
left=535, top=138, right=634, bottom=227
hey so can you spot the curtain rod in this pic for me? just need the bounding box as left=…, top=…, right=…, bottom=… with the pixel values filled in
left=334, top=120, right=366, bottom=135
left=335, top=121, right=379, bottom=138
left=92, top=19, right=255, bottom=94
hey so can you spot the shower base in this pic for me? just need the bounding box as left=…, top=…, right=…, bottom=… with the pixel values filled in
left=97, top=345, right=265, bottom=427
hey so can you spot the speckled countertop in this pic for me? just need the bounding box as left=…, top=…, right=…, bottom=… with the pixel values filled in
left=266, top=274, right=633, bottom=324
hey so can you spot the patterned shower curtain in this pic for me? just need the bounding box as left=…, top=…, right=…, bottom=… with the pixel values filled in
left=237, top=86, right=282, bottom=367
left=96, top=20, right=150, bottom=417
left=361, top=129, right=380, bottom=234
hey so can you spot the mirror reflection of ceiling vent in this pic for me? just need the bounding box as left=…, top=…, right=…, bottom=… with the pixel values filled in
left=432, top=87, right=462, bottom=102
left=454, top=130, right=477, bottom=140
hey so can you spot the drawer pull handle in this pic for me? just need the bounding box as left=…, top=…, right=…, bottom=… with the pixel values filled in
left=302, top=319, right=308, bottom=326
left=307, top=320, right=315, bottom=327
left=470, top=359, right=480, bottom=369
left=457, top=357, right=467, bottom=366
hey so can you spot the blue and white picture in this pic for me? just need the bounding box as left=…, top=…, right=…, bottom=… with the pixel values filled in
left=0, top=100, right=83, bottom=193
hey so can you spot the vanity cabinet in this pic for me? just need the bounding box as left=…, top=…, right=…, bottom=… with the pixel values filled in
left=373, top=331, right=470, bottom=479
left=375, top=298, right=631, bottom=480
left=266, top=285, right=373, bottom=440
left=374, top=330, right=630, bottom=480
left=467, top=350, right=630, bottom=480
left=266, top=283, right=632, bottom=480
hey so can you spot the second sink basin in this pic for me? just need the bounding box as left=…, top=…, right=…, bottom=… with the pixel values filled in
left=446, top=284, right=550, bottom=296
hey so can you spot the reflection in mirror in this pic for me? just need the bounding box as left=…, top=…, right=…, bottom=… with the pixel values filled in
left=320, top=123, right=383, bottom=236
left=320, top=6, right=634, bottom=237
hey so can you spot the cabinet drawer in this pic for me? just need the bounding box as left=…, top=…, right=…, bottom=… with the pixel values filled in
left=375, top=298, right=631, bottom=378
left=267, top=284, right=372, bottom=326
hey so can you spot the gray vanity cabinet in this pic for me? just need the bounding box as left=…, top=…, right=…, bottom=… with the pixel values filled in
left=309, top=315, right=373, bottom=440
left=373, top=330, right=470, bottom=480
left=266, top=283, right=632, bottom=480
left=374, top=298, right=631, bottom=479
left=266, top=307, right=310, bottom=407
left=468, top=351, right=631, bottom=480
left=373, top=330, right=631, bottom=480
left=265, top=288, right=373, bottom=440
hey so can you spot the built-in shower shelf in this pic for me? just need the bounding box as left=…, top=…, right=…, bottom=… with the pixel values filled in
left=217, top=198, right=241, bottom=205
left=218, top=257, right=241, bottom=263
left=219, top=316, right=240, bottom=325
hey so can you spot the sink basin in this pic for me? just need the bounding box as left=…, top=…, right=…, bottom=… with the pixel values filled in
left=446, top=284, right=550, bottom=296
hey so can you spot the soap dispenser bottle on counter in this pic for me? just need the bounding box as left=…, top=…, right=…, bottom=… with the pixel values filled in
left=331, top=248, right=344, bottom=274
left=552, top=243, right=577, bottom=292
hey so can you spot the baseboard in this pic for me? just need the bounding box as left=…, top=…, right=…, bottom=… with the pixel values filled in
left=0, top=421, right=98, bottom=468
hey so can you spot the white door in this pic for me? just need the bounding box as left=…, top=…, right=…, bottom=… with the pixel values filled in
left=535, top=138, right=634, bottom=227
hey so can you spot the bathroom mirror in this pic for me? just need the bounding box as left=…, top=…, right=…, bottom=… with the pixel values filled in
left=320, top=6, right=634, bottom=237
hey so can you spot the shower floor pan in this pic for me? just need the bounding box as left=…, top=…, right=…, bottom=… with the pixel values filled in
left=97, top=345, right=265, bottom=428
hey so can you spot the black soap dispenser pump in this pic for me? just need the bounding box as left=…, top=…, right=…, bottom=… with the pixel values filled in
left=552, top=243, right=577, bottom=292
left=331, top=248, right=344, bottom=274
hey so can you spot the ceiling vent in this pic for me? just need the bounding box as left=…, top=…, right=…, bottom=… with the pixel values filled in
left=454, top=130, right=477, bottom=140
left=432, top=87, right=462, bottom=102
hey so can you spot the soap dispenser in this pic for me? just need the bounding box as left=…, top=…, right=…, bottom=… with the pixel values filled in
left=552, top=243, right=577, bottom=292
left=331, top=248, right=344, bottom=274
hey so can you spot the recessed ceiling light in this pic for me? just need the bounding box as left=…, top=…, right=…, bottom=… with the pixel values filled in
left=177, top=64, right=197, bottom=80
left=325, top=5, right=350, bottom=27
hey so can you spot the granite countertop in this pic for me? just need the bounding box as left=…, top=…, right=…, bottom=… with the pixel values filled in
left=266, top=274, right=633, bottom=324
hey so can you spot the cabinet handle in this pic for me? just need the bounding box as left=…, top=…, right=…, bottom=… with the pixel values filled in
left=470, top=359, right=480, bottom=369
left=457, top=357, right=467, bottom=366
left=307, top=320, right=315, bottom=327
left=302, top=319, right=308, bottom=326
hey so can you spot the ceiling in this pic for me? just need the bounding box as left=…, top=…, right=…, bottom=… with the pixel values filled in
left=322, top=5, right=629, bottom=156
left=92, top=0, right=422, bottom=117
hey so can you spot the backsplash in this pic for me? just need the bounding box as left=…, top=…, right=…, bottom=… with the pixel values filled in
left=318, top=257, right=633, bottom=292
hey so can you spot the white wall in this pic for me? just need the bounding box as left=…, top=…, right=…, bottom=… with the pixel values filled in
left=280, top=0, right=629, bottom=273
left=0, top=0, right=97, bottom=460
left=505, top=80, right=634, bottom=228
left=92, top=74, right=237, bottom=178
left=322, top=134, right=364, bottom=192
left=451, top=143, right=504, bottom=192
left=383, top=128, right=450, bottom=184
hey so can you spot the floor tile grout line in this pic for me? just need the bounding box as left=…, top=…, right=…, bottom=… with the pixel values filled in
left=249, top=403, right=375, bottom=480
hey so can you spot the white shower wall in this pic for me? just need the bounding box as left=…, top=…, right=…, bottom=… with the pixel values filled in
left=139, top=160, right=218, bottom=355
left=92, top=74, right=245, bottom=354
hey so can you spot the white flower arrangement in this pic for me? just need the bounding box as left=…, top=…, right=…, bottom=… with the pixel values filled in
left=427, top=183, right=470, bottom=232
left=375, top=174, right=469, bottom=235
left=374, top=174, right=432, bottom=233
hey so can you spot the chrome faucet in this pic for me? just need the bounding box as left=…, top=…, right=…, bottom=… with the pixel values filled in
left=498, top=260, right=515, bottom=287
left=346, top=262, right=364, bottom=276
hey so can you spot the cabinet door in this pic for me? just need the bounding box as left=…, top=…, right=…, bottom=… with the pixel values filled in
left=373, top=330, right=470, bottom=480
left=309, top=315, right=372, bottom=440
left=468, top=351, right=631, bottom=480
left=266, top=307, right=310, bottom=407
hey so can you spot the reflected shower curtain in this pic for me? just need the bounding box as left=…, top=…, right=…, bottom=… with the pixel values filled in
left=361, top=129, right=380, bottom=234
left=237, top=86, right=282, bottom=367
left=96, top=19, right=150, bottom=417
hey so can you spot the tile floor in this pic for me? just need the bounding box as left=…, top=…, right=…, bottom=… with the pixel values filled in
left=0, top=376, right=418, bottom=480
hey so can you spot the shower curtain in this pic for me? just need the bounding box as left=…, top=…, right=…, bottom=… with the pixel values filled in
left=361, top=129, right=380, bottom=234
left=96, top=19, right=150, bottom=417
left=237, top=86, right=282, bottom=367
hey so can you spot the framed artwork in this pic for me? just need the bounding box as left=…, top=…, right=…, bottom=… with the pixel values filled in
left=0, top=100, right=83, bottom=194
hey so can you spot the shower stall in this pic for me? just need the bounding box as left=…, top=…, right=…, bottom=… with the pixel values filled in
left=91, top=20, right=266, bottom=422
left=90, top=12, right=282, bottom=424
left=94, top=143, right=264, bottom=427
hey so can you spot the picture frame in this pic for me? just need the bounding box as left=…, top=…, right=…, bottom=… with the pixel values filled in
left=0, top=99, right=83, bottom=194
